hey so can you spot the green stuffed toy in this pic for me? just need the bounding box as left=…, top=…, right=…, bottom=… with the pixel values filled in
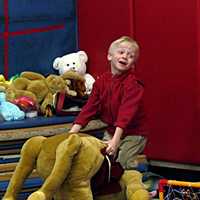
left=2, top=132, right=150, bottom=200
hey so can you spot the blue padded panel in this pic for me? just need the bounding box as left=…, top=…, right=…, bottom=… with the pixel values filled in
left=0, top=0, right=78, bottom=78
left=0, top=177, right=43, bottom=192
left=0, top=192, right=37, bottom=200
left=0, top=116, right=75, bottom=130
left=0, top=143, right=23, bottom=150
left=0, top=156, right=20, bottom=164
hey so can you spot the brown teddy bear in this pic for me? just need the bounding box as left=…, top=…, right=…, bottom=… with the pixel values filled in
left=2, top=132, right=150, bottom=200
left=61, top=70, right=86, bottom=97
left=4, top=71, right=86, bottom=116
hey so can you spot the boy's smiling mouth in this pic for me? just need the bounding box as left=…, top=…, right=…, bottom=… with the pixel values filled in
left=119, top=60, right=127, bottom=65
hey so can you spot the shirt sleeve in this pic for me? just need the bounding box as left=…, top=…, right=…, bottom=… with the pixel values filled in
left=114, top=82, right=144, bottom=130
left=74, top=80, right=100, bottom=127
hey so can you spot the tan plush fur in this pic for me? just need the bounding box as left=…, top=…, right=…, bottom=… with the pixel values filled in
left=2, top=133, right=149, bottom=200
left=4, top=71, right=86, bottom=116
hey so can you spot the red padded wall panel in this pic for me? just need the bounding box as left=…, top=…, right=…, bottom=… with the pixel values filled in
left=77, top=0, right=135, bottom=78
left=133, top=0, right=200, bottom=164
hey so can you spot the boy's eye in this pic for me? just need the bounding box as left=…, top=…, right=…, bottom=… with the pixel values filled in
left=128, top=53, right=136, bottom=59
left=129, top=55, right=134, bottom=58
left=117, top=50, right=124, bottom=54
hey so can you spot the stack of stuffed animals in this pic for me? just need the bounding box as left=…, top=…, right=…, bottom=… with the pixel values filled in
left=0, top=51, right=95, bottom=120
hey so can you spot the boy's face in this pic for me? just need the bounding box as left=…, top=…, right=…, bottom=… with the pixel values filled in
left=108, top=41, right=138, bottom=75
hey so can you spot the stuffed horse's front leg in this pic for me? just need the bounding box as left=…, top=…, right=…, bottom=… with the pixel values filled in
left=120, top=170, right=150, bottom=200
left=2, top=136, right=45, bottom=200
left=27, top=134, right=82, bottom=200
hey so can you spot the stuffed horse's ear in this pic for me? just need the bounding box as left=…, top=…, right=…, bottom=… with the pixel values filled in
left=77, top=51, right=88, bottom=63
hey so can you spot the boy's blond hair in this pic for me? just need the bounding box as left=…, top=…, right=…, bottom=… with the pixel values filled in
left=108, top=36, right=140, bottom=60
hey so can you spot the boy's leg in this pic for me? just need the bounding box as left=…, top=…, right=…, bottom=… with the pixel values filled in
left=117, top=135, right=147, bottom=170
left=102, top=132, right=147, bottom=170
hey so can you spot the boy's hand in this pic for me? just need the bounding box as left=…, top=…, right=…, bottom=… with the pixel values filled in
left=104, top=126, right=123, bottom=155
left=104, top=139, right=118, bottom=156
left=69, top=124, right=82, bottom=133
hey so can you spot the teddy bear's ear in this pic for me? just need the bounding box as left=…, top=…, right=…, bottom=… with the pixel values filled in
left=53, top=57, right=61, bottom=70
left=77, top=51, right=88, bottom=63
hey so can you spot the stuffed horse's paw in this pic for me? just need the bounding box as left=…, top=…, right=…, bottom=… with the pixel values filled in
left=27, top=191, right=46, bottom=200
left=2, top=196, right=16, bottom=200
left=131, top=189, right=150, bottom=200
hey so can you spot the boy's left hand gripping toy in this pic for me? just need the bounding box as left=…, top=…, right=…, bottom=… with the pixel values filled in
left=2, top=133, right=149, bottom=200
left=53, top=51, right=95, bottom=95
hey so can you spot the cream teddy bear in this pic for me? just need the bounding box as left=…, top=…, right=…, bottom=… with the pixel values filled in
left=53, top=51, right=95, bottom=95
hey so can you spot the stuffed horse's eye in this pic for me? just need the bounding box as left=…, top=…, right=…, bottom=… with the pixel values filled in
left=73, top=62, right=76, bottom=65
left=67, top=64, right=70, bottom=66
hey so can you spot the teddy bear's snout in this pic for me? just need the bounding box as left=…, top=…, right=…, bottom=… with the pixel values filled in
left=65, top=64, right=76, bottom=71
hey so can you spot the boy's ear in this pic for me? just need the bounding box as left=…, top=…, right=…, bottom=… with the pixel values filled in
left=107, top=54, right=112, bottom=61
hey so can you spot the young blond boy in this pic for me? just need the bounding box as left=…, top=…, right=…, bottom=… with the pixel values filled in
left=70, top=36, right=147, bottom=170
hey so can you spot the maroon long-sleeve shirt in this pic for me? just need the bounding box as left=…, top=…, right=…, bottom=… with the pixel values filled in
left=74, top=68, right=148, bottom=137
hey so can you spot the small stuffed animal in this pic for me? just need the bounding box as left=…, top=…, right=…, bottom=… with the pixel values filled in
left=4, top=72, right=70, bottom=116
left=61, top=70, right=86, bottom=97
left=2, top=132, right=150, bottom=200
left=5, top=72, right=62, bottom=116
left=12, top=96, right=38, bottom=118
left=4, top=71, right=87, bottom=116
left=53, top=51, right=95, bottom=95
left=0, top=74, right=11, bottom=90
left=0, top=86, right=25, bottom=121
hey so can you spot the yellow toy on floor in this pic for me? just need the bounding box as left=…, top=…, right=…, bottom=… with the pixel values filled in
left=2, top=133, right=150, bottom=200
